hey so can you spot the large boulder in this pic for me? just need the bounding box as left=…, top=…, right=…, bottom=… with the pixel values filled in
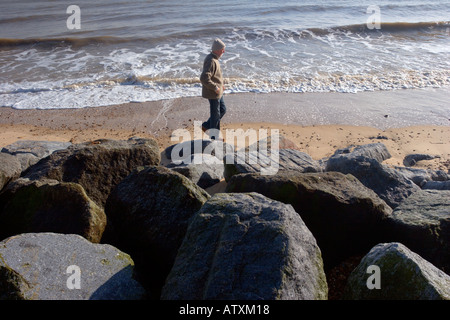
left=224, top=149, right=322, bottom=182
left=384, top=190, right=450, bottom=273
left=22, top=138, right=160, bottom=207
left=1, top=140, right=72, bottom=172
left=0, top=178, right=106, bottom=243
left=394, top=166, right=449, bottom=188
left=323, top=143, right=392, bottom=165
left=0, top=233, right=146, bottom=300
left=226, top=171, right=392, bottom=267
left=0, top=153, right=22, bottom=192
left=325, top=152, right=420, bottom=208
left=164, top=139, right=233, bottom=161
left=104, top=165, right=210, bottom=297
left=423, top=180, right=450, bottom=191
left=161, top=192, right=328, bottom=300
left=167, top=153, right=224, bottom=189
left=403, top=153, right=439, bottom=167
left=343, top=242, right=450, bottom=300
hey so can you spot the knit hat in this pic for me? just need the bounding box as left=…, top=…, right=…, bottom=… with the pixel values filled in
left=211, top=38, right=225, bottom=52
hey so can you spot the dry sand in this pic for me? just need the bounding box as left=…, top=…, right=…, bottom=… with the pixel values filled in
left=1, top=90, right=449, bottom=174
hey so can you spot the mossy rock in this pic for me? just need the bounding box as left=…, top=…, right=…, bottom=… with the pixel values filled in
left=343, top=243, right=450, bottom=300
left=0, top=233, right=146, bottom=300
left=0, top=178, right=106, bottom=243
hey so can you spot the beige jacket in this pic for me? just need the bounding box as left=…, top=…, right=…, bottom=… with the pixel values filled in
left=200, top=53, right=223, bottom=99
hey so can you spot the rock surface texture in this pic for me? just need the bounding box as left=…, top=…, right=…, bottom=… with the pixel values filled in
left=0, top=178, right=106, bottom=243
left=343, top=242, right=450, bottom=300
left=0, top=233, right=146, bottom=300
left=161, top=193, right=328, bottom=300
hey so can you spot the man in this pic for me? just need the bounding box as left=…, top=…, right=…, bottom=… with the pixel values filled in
left=200, top=38, right=226, bottom=140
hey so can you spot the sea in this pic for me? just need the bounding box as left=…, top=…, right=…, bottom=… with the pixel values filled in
left=0, top=0, right=449, bottom=109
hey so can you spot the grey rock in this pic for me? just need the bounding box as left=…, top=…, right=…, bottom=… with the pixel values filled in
left=343, top=242, right=450, bottom=300
left=0, top=233, right=146, bottom=300
left=225, top=171, right=392, bottom=267
left=2, top=140, right=72, bottom=158
left=394, top=166, right=449, bottom=187
left=165, top=139, right=234, bottom=161
left=423, top=180, right=450, bottom=190
left=326, top=154, right=420, bottom=208
left=224, top=148, right=322, bottom=182
left=0, top=153, right=22, bottom=192
left=325, top=143, right=422, bottom=208
left=0, top=178, right=106, bottom=243
left=330, top=143, right=392, bottom=163
left=385, top=190, right=450, bottom=272
left=105, top=165, right=210, bottom=297
left=403, top=153, right=439, bottom=167
left=167, top=153, right=224, bottom=189
left=161, top=192, right=328, bottom=300
left=1, top=140, right=72, bottom=172
left=22, top=138, right=160, bottom=207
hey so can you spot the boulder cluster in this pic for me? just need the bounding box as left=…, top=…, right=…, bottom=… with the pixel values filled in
left=0, top=136, right=448, bottom=300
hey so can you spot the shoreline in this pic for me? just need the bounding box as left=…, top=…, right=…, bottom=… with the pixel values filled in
left=1, top=89, right=449, bottom=172
left=1, top=88, right=449, bottom=128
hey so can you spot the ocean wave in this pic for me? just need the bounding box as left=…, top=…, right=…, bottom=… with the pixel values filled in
left=0, top=36, right=144, bottom=50
left=329, top=21, right=450, bottom=33
left=1, top=20, right=448, bottom=51
left=232, top=21, right=450, bottom=40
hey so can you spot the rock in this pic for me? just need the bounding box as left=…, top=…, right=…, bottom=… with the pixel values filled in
left=384, top=190, right=450, bottom=272
left=0, top=153, right=22, bottom=192
left=342, top=243, right=450, bottom=300
left=326, top=154, right=420, bottom=208
left=105, top=165, right=210, bottom=297
left=225, top=171, right=392, bottom=268
left=164, top=139, right=209, bottom=160
left=329, top=143, right=392, bottom=163
left=224, top=149, right=322, bottom=182
left=423, top=180, right=450, bottom=190
left=403, top=153, right=439, bottom=167
left=22, top=138, right=160, bottom=207
left=161, top=193, right=328, bottom=300
left=167, top=153, right=224, bottom=189
left=0, top=233, right=146, bottom=300
left=394, top=166, right=449, bottom=187
left=1, top=140, right=72, bottom=159
left=325, top=143, right=421, bottom=208
left=1, top=140, right=72, bottom=172
left=0, top=178, right=106, bottom=243
left=164, top=139, right=233, bottom=161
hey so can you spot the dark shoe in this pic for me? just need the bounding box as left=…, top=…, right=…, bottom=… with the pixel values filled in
left=201, top=126, right=207, bottom=132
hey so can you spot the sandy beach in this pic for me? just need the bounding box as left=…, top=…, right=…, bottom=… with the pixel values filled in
left=1, top=89, right=449, bottom=173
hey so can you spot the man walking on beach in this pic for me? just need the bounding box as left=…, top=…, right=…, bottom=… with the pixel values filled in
left=200, top=39, right=226, bottom=140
